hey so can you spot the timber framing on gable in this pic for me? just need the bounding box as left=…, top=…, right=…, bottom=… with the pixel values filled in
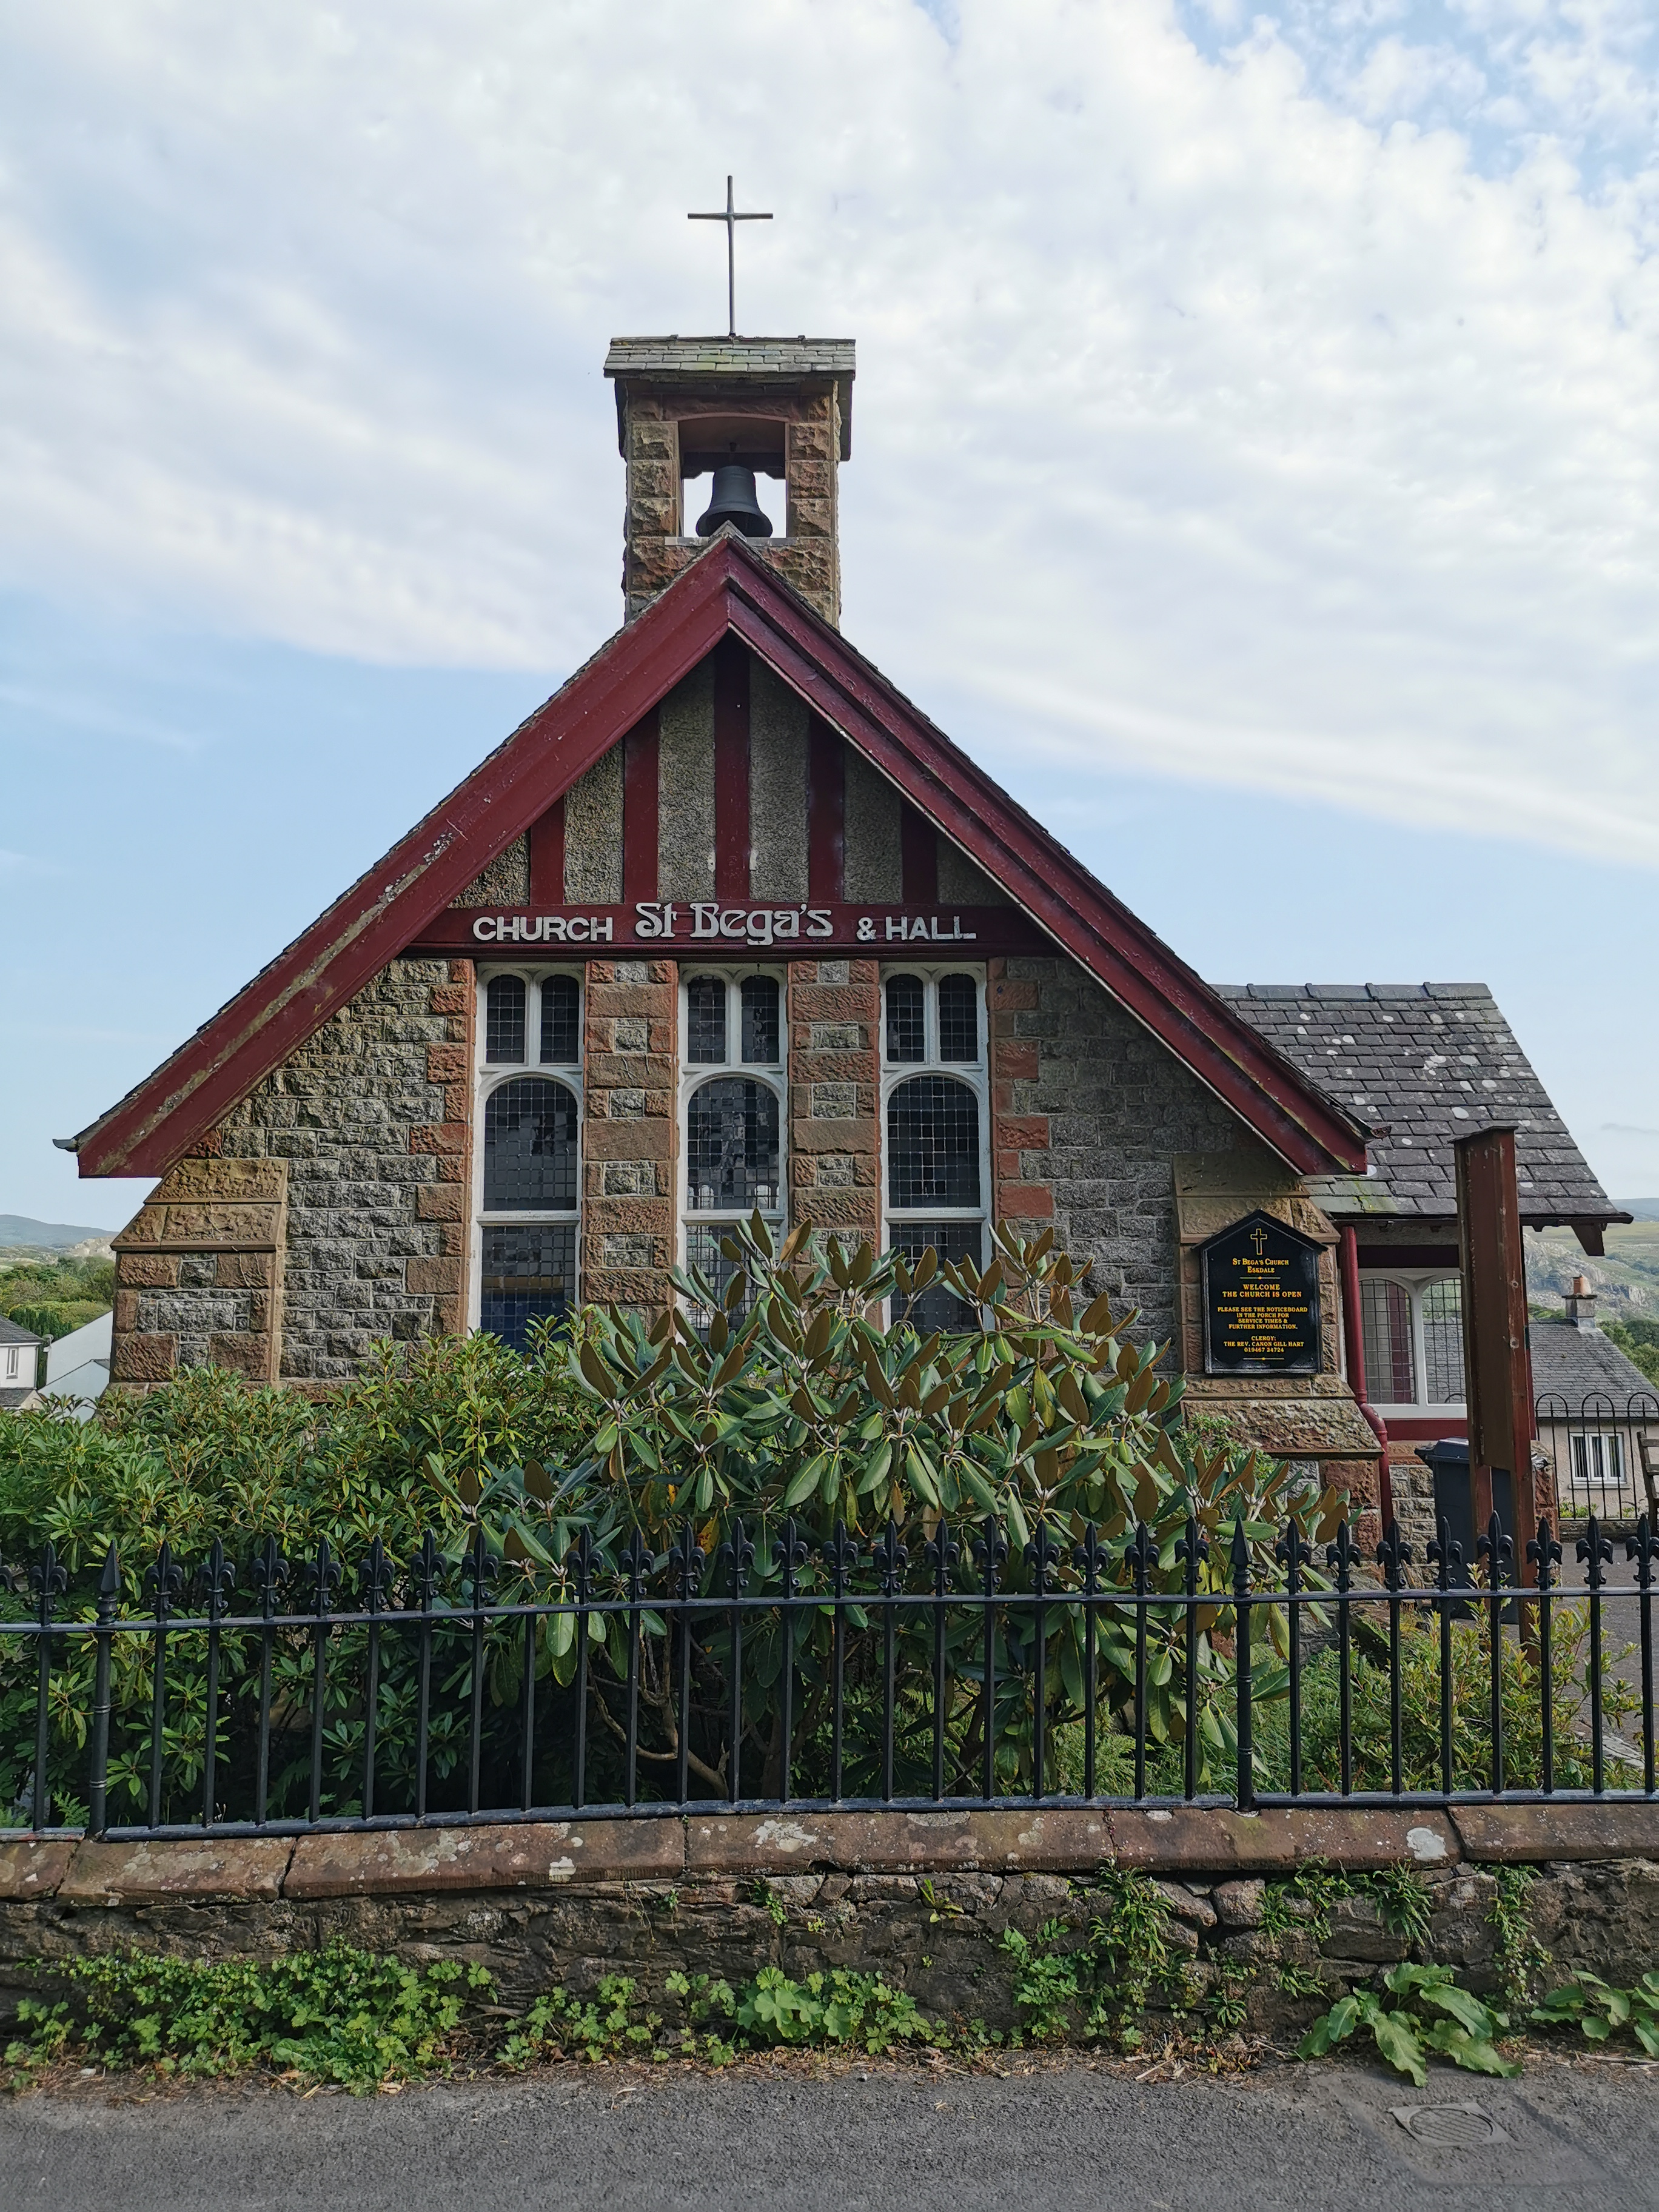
left=69, top=537, right=1368, bottom=1182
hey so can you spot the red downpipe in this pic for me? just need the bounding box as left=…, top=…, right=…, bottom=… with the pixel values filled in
left=1339, top=1224, right=1393, bottom=1529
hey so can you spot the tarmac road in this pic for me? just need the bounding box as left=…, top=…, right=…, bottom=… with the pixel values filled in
left=3, top=2053, right=1658, bottom=2212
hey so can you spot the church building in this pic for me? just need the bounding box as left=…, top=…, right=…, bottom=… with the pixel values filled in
left=65, top=333, right=1622, bottom=1544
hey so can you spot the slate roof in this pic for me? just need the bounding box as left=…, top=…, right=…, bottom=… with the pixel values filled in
left=1530, top=1319, right=1659, bottom=1413
left=603, top=337, right=855, bottom=375
left=0, top=1318, right=41, bottom=1347
left=1215, top=984, right=1621, bottom=1229
left=0, top=1387, right=38, bottom=1413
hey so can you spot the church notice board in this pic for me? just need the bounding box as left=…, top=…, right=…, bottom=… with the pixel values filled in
left=1200, top=1209, right=1321, bottom=1376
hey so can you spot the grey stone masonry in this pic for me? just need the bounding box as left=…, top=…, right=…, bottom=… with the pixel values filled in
left=213, top=957, right=472, bottom=1384
left=993, top=955, right=1255, bottom=1353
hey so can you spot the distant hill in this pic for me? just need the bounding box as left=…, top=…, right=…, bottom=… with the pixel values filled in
left=1620, top=1200, right=1659, bottom=1222
left=0, top=1215, right=117, bottom=1250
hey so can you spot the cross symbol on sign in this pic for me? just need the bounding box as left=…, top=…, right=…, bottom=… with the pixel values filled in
left=1249, top=1227, right=1269, bottom=1257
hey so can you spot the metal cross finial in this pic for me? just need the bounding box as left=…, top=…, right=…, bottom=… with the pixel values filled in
left=688, top=175, right=772, bottom=338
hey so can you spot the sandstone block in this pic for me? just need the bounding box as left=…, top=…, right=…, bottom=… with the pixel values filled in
left=406, top=1258, right=461, bottom=1295
left=284, top=1818, right=683, bottom=1898
left=60, top=1838, right=293, bottom=1905
left=208, top=1332, right=273, bottom=1378
left=0, top=1838, right=78, bottom=1899
left=111, top=1332, right=177, bottom=1382
left=409, top=1122, right=468, bottom=1155
left=151, top=1158, right=288, bottom=1205
left=584, top=1120, right=673, bottom=1162
left=115, top=1252, right=179, bottom=1289
left=416, top=1184, right=465, bottom=1221
left=996, top=1116, right=1051, bottom=1151
left=995, top=1184, right=1054, bottom=1220
left=1452, top=1803, right=1659, bottom=1862
left=426, top=1042, right=469, bottom=1082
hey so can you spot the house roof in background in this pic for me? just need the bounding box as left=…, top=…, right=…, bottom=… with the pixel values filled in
left=1530, top=1317, right=1658, bottom=1409
left=69, top=538, right=1367, bottom=1182
left=0, top=1318, right=41, bottom=1348
left=1216, top=984, right=1622, bottom=1232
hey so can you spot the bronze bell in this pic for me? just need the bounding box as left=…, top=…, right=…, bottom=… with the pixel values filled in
left=696, top=462, right=773, bottom=539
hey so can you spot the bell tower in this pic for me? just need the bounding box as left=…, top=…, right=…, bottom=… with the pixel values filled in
left=604, top=338, right=854, bottom=628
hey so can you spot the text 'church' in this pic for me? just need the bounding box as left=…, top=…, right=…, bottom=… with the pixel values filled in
left=67, top=333, right=1622, bottom=1548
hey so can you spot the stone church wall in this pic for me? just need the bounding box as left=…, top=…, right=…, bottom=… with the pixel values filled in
left=109, top=958, right=476, bottom=1392
left=987, top=954, right=1250, bottom=1352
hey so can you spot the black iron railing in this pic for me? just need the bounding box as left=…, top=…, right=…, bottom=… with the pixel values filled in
left=1, top=1512, right=1654, bottom=1839
left=1535, top=1392, right=1659, bottom=1521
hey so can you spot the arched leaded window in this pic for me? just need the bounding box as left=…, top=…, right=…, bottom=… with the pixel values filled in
left=687, top=1078, right=780, bottom=1213
left=678, top=971, right=786, bottom=1329
left=882, top=968, right=988, bottom=1332
left=478, top=1075, right=578, bottom=1350
left=484, top=1078, right=578, bottom=1211
left=888, top=1076, right=980, bottom=1210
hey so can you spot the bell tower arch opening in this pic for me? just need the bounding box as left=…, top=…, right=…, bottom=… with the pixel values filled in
left=605, top=336, right=854, bottom=627
left=679, top=412, right=787, bottom=540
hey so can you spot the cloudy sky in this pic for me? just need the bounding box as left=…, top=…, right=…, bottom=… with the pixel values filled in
left=4, top=0, right=1658, bottom=1227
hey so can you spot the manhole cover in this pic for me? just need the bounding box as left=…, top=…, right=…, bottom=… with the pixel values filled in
left=1391, top=2104, right=1509, bottom=2149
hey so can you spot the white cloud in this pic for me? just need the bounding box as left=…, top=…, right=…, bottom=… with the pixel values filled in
left=1, top=0, right=1658, bottom=856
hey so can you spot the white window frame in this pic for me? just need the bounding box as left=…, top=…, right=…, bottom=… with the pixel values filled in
left=879, top=964, right=991, bottom=1301
left=1359, top=1267, right=1467, bottom=1418
left=470, top=965, right=585, bottom=1336
left=677, top=968, right=789, bottom=1298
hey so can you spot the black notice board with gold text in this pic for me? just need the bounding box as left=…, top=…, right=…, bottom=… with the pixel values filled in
left=1200, top=1210, right=1321, bottom=1376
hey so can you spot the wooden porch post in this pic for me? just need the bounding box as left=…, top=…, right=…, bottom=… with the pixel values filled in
left=1454, top=1123, right=1537, bottom=1572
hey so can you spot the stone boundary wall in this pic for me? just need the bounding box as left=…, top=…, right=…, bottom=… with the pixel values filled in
left=2, top=1806, right=1655, bottom=2039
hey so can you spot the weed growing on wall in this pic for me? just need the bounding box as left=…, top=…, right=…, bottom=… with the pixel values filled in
left=999, top=1871, right=1188, bottom=2047
left=2, top=1945, right=942, bottom=2090
left=1299, top=1963, right=1520, bottom=2086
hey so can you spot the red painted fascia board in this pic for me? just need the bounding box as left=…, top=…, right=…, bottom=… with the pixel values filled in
left=76, top=537, right=1363, bottom=1179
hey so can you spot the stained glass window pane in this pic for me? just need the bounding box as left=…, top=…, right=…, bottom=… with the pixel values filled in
left=886, top=1076, right=980, bottom=1208
left=937, top=974, right=979, bottom=1062
left=1361, top=1277, right=1416, bottom=1404
left=540, top=975, right=580, bottom=1065
left=1422, top=1276, right=1466, bottom=1404
left=485, top=974, right=526, bottom=1064
left=480, top=1224, right=574, bottom=1352
left=686, top=976, right=726, bottom=1064
left=483, top=1078, right=578, bottom=1212
left=885, top=974, right=925, bottom=1062
left=686, top=1078, right=780, bottom=1212
left=741, top=975, right=780, bottom=1063
left=890, top=1221, right=981, bottom=1333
